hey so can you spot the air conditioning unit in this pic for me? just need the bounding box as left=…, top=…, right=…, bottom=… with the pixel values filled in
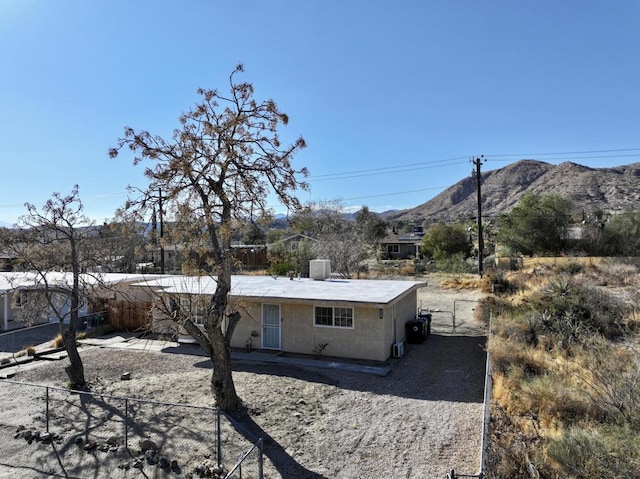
left=309, top=259, right=331, bottom=280
left=392, top=341, right=404, bottom=358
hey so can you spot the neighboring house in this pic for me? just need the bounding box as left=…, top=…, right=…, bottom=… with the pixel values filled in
left=137, top=267, right=425, bottom=362
left=267, top=234, right=318, bottom=254
left=0, top=272, right=157, bottom=331
left=381, top=227, right=425, bottom=259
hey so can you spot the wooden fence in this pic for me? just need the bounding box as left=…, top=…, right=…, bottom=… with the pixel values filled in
left=106, top=300, right=152, bottom=331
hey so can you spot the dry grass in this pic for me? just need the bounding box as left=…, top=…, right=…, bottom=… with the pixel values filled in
left=486, top=259, right=640, bottom=478
left=52, top=334, right=64, bottom=348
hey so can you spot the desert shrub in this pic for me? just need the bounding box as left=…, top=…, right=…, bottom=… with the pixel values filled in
left=556, top=260, right=585, bottom=275
left=489, top=336, right=548, bottom=377
left=53, top=334, right=64, bottom=348
left=267, top=259, right=297, bottom=276
left=598, top=260, right=640, bottom=286
left=519, top=374, right=593, bottom=428
left=527, top=277, right=628, bottom=347
left=435, top=253, right=472, bottom=275
left=481, top=270, right=517, bottom=294
left=546, top=426, right=640, bottom=479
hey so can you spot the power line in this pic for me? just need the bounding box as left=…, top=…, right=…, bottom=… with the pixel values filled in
left=337, top=185, right=451, bottom=202
left=486, top=153, right=640, bottom=163
left=310, top=156, right=469, bottom=180
left=485, top=147, right=640, bottom=157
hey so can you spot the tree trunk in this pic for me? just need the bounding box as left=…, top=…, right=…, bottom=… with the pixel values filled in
left=62, top=324, right=86, bottom=389
left=209, top=325, right=243, bottom=413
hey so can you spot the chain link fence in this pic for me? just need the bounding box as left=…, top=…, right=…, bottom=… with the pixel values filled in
left=0, top=380, right=263, bottom=478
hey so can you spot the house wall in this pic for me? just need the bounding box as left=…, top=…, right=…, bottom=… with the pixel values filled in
left=386, top=243, right=419, bottom=260
left=231, top=290, right=419, bottom=362
left=391, top=289, right=418, bottom=345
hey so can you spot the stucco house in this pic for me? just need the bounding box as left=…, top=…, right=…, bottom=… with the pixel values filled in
left=267, top=234, right=318, bottom=254
left=380, top=230, right=425, bottom=259
left=0, top=272, right=157, bottom=331
left=137, top=268, right=425, bottom=362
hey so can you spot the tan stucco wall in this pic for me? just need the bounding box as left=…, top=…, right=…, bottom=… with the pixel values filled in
left=390, top=289, right=418, bottom=345
left=231, top=290, right=419, bottom=362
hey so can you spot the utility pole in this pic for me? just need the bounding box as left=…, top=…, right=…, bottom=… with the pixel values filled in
left=472, top=156, right=485, bottom=277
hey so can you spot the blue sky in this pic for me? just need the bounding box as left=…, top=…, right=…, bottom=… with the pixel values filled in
left=1, top=1, right=639, bottom=226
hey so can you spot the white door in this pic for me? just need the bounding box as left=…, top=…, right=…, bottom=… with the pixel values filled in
left=261, top=304, right=281, bottom=350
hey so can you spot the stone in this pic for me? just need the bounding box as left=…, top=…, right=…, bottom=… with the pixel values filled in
left=106, top=435, right=120, bottom=447
left=139, top=438, right=158, bottom=453
left=144, top=449, right=157, bottom=464
left=121, top=371, right=132, bottom=380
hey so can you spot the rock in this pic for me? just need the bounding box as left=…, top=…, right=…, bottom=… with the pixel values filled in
left=118, top=462, right=131, bottom=470
left=23, top=430, right=33, bottom=441
left=84, top=440, right=97, bottom=451
left=121, top=371, right=132, bottom=380
left=158, top=456, right=170, bottom=468
left=106, top=435, right=120, bottom=447
left=40, top=432, right=52, bottom=444
left=138, top=438, right=158, bottom=453
left=144, top=449, right=157, bottom=464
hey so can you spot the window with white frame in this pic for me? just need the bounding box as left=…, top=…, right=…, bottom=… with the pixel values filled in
left=314, top=306, right=353, bottom=328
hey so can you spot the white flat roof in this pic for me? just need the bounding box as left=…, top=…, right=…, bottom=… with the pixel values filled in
left=134, top=275, right=426, bottom=306
left=0, top=272, right=165, bottom=293
left=0, top=272, right=425, bottom=306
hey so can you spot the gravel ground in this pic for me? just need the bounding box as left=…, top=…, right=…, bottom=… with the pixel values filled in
left=1, top=277, right=487, bottom=479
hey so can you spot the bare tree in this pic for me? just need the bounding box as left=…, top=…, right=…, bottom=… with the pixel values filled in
left=110, top=64, right=308, bottom=413
left=1, top=186, right=96, bottom=388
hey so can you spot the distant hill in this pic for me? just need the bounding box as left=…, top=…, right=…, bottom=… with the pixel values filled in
left=383, top=160, right=640, bottom=223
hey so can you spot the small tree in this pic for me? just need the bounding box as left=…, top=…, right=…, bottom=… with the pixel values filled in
left=498, top=192, right=573, bottom=256
left=1, top=186, right=95, bottom=388
left=110, top=65, right=308, bottom=413
left=420, top=222, right=472, bottom=260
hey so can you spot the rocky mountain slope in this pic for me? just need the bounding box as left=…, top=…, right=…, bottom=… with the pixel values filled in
left=384, top=160, right=640, bottom=223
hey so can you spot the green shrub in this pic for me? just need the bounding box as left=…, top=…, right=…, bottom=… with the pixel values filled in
left=546, top=426, right=640, bottom=478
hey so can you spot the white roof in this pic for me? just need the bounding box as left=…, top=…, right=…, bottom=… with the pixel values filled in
left=0, top=272, right=166, bottom=293
left=134, top=275, right=425, bottom=306
left=0, top=272, right=425, bottom=306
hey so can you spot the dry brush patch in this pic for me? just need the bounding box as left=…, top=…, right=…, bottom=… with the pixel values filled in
left=485, top=261, right=640, bottom=478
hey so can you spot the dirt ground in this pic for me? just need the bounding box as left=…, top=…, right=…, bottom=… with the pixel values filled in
left=1, top=276, right=487, bottom=479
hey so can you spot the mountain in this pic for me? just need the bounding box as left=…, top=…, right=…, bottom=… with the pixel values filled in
left=384, top=160, right=640, bottom=223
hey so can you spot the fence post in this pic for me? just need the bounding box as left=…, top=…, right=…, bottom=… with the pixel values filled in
left=217, top=407, right=222, bottom=470
left=258, top=437, right=264, bottom=479
left=45, top=386, right=50, bottom=433
left=125, top=398, right=129, bottom=449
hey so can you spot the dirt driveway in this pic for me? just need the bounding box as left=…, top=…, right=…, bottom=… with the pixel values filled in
left=1, top=276, right=488, bottom=479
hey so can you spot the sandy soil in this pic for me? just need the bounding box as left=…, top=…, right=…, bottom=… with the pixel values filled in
left=1, top=277, right=487, bottom=479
